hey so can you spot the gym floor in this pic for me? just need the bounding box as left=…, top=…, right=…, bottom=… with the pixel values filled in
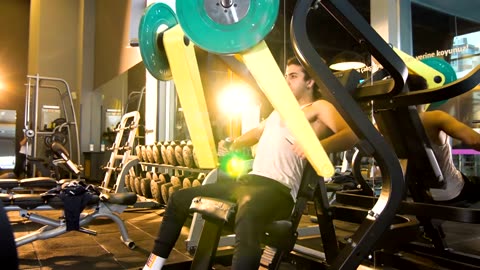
left=9, top=201, right=480, bottom=270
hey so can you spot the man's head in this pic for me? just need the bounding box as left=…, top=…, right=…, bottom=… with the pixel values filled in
left=285, top=57, right=320, bottom=101
left=406, top=73, right=428, bottom=92
left=406, top=73, right=429, bottom=111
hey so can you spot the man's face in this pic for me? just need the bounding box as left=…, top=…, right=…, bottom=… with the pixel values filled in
left=285, top=64, right=310, bottom=99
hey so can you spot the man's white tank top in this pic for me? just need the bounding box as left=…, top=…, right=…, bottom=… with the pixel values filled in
left=428, top=138, right=464, bottom=201
left=250, top=108, right=309, bottom=200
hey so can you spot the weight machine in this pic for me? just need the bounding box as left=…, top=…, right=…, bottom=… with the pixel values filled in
left=24, top=74, right=80, bottom=179
left=137, top=0, right=480, bottom=269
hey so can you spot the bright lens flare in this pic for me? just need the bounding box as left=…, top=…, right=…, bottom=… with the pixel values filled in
left=217, top=85, right=255, bottom=116
left=220, top=151, right=251, bottom=178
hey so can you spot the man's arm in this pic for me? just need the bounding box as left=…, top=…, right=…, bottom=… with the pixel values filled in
left=230, top=121, right=265, bottom=150
left=20, top=136, right=27, bottom=146
left=426, top=110, right=480, bottom=151
left=310, top=100, right=358, bottom=154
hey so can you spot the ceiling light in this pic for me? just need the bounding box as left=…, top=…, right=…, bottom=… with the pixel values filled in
left=329, top=51, right=366, bottom=71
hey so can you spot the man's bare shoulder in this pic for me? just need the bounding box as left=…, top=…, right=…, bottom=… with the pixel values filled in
left=311, top=99, right=335, bottom=110
left=421, top=110, right=450, bottom=121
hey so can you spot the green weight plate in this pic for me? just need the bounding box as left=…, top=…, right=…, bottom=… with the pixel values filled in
left=421, top=57, right=457, bottom=85
left=176, top=0, right=279, bottom=54
left=421, top=57, right=457, bottom=110
left=138, top=3, right=178, bottom=80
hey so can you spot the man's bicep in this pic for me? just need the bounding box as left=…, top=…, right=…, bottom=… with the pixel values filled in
left=321, top=102, right=349, bottom=133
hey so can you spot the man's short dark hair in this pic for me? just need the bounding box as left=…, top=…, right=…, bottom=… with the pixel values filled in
left=406, top=73, right=428, bottom=92
left=287, top=57, right=321, bottom=99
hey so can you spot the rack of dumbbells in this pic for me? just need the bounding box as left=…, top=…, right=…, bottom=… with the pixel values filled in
left=100, top=111, right=141, bottom=195
left=128, top=140, right=212, bottom=206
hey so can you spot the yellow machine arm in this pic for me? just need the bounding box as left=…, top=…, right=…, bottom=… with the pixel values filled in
left=393, top=47, right=445, bottom=88
left=241, top=41, right=335, bottom=177
left=163, top=25, right=218, bottom=169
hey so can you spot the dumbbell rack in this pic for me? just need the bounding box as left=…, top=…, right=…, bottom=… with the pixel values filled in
left=100, top=111, right=140, bottom=193
left=135, top=162, right=211, bottom=204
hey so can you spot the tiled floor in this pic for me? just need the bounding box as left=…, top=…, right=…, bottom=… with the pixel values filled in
left=10, top=206, right=188, bottom=270
left=7, top=199, right=480, bottom=270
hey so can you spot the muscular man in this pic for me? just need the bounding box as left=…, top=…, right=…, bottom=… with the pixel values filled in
left=142, top=57, right=357, bottom=270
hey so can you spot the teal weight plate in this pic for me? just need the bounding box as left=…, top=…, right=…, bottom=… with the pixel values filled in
left=421, top=57, right=457, bottom=85
left=138, top=3, right=178, bottom=80
left=421, top=57, right=457, bottom=110
left=176, top=0, right=279, bottom=54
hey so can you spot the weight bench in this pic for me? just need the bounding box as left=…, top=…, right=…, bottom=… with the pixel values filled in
left=2, top=188, right=138, bottom=248
left=3, top=142, right=139, bottom=249
left=0, top=177, right=58, bottom=194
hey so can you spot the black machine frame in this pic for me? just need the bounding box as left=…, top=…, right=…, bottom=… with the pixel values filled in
left=290, top=0, right=480, bottom=269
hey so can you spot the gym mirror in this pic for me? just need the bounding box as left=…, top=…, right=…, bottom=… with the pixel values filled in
left=0, top=109, right=17, bottom=170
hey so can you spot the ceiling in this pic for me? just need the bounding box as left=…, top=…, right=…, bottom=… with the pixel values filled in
left=412, top=0, right=480, bottom=23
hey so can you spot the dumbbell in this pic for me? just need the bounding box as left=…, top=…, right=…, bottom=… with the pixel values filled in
left=182, top=177, right=193, bottom=188
left=161, top=141, right=169, bottom=165
left=141, top=178, right=153, bottom=198
left=192, top=148, right=200, bottom=168
left=166, top=141, right=178, bottom=166
left=146, top=145, right=155, bottom=163
left=151, top=173, right=170, bottom=204
left=125, top=174, right=132, bottom=192
left=161, top=175, right=182, bottom=204
left=183, top=140, right=195, bottom=168
left=141, top=145, right=148, bottom=163
left=135, top=145, right=143, bottom=162
left=191, top=173, right=206, bottom=187
left=133, top=176, right=143, bottom=195
left=175, top=140, right=187, bottom=167
left=152, top=143, right=162, bottom=164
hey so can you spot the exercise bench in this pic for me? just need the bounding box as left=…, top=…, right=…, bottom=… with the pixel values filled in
left=3, top=142, right=139, bottom=249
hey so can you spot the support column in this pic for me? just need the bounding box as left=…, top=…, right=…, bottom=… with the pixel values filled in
left=370, top=0, right=413, bottom=54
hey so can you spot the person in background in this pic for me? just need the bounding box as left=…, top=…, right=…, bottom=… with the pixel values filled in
left=408, top=73, right=480, bottom=203
left=0, top=136, right=28, bottom=179
left=141, top=57, right=358, bottom=270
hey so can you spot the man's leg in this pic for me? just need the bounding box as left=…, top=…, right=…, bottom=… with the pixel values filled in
left=231, top=176, right=294, bottom=270
left=143, top=180, right=235, bottom=270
